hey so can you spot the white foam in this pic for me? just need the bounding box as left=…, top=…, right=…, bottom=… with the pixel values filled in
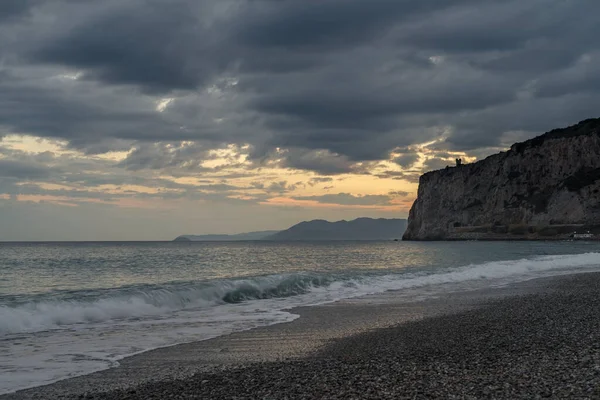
left=0, top=274, right=327, bottom=335
left=0, top=305, right=298, bottom=395
left=321, top=252, right=600, bottom=302
left=2, top=252, right=600, bottom=394
left=0, top=297, right=170, bottom=334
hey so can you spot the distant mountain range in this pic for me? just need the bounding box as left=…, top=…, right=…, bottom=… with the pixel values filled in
left=174, top=218, right=407, bottom=241
left=173, top=231, right=279, bottom=241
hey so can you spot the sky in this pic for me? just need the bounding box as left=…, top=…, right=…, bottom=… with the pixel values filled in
left=1, top=0, right=599, bottom=240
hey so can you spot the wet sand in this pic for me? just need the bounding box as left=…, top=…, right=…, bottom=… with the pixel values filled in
left=4, top=273, right=599, bottom=399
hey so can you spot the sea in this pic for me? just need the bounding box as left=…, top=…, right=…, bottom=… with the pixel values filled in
left=2, top=240, right=600, bottom=394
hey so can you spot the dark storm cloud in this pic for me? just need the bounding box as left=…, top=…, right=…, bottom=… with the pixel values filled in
left=26, top=0, right=480, bottom=91
left=0, top=0, right=39, bottom=22
left=235, top=0, right=470, bottom=50
left=1, top=0, right=600, bottom=176
left=250, top=75, right=515, bottom=125
left=395, top=1, right=556, bottom=53
left=0, top=69, right=252, bottom=154
left=29, top=1, right=222, bottom=92
left=533, top=53, right=600, bottom=99
left=444, top=92, right=600, bottom=151
left=0, top=71, right=177, bottom=147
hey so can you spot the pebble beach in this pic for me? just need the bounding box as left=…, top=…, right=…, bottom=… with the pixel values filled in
left=5, top=272, right=600, bottom=400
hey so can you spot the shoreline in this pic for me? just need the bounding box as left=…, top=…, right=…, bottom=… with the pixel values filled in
left=2, top=272, right=587, bottom=400
left=402, top=238, right=600, bottom=242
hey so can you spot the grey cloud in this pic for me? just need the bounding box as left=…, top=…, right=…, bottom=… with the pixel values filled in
left=197, top=183, right=241, bottom=192
left=237, top=0, right=406, bottom=50
left=533, top=53, right=600, bottom=99
left=27, top=0, right=480, bottom=93
left=0, top=147, right=252, bottom=203
left=0, top=174, right=252, bottom=204
left=278, top=149, right=358, bottom=175
left=0, top=70, right=254, bottom=156
left=3, top=182, right=117, bottom=201
left=308, top=177, right=334, bottom=186
left=1, top=0, right=600, bottom=177
left=250, top=80, right=513, bottom=127
left=0, top=71, right=181, bottom=148
left=29, top=1, right=222, bottom=92
left=249, top=181, right=264, bottom=190
left=396, top=1, right=551, bottom=53
left=0, top=0, right=39, bottom=22
left=0, top=159, right=55, bottom=179
left=61, top=173, right=196, bottom=191
left=445, top=93, right=600, bottom=150
left=388, top=190, right=409, bottom=197
left=374, top=171, right=421, bottom=183
left=242, top=54, right=518, bottom=161
left=118, top=143, right=212, bottom=171
left=265, top=181, right=296, bottom=194
left=152, top=190, right=263, bottom=206
left=293, top=193, right=393, bottom=206
left=235, top=0, right=503, bottom=53
left=479, top=47, right=579, bottom=74
left=393, top=153, right=420, bottom=168
left=423, top=157, right=452, bottom=172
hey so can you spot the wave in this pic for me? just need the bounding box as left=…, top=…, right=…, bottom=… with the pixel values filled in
left=2, top=252, right=600, bottom=335
left=0, top=273, right=337, bottom=334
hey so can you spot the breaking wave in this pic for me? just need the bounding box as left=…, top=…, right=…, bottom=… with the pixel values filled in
left=0, top=273, right=337, bottom=334
left=2, top=252, right=600, bottom=335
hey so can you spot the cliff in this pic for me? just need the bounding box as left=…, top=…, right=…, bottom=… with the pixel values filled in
left=266, top=218, right=407, bottom=241
left=403, top=118, right=600, bottom=240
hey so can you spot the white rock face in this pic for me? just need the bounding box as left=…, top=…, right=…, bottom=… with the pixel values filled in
left=403, top=119, right=600, bottom=240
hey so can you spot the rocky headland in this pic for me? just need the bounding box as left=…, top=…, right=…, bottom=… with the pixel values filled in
left=403, top=118, right=600, bottom=240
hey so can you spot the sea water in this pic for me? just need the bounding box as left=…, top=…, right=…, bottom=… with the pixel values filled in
left=2, top=240, right=600, bottom=394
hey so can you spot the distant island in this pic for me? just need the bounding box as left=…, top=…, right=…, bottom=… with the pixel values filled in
left=174, top=218, right=407, bottom=241
left=403, top=118, right=600, bottom=241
